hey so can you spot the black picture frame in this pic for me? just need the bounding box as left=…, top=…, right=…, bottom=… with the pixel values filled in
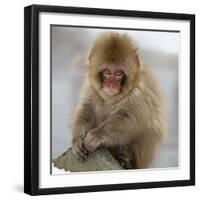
left=24, top=4, right=195, bottom=196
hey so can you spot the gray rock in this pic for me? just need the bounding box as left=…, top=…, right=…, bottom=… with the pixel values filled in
left=53, top=147, right=124, bottom=172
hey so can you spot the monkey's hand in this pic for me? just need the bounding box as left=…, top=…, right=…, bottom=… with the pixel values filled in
left=83, top=129, right=102, bottom=154
left=72, top=136, right=88, bottom=160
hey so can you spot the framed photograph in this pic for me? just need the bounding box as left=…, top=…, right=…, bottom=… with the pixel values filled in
left=24, top=4, right=195, bottom=195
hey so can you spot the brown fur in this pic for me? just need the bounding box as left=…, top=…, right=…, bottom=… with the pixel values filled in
left=71, top=32, right=167, bottom=169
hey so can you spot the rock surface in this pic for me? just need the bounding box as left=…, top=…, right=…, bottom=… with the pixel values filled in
left=53, top=147, right=123, bottom=172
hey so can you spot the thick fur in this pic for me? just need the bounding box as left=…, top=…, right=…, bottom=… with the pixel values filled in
left=71, top=32, right=167, bottom=169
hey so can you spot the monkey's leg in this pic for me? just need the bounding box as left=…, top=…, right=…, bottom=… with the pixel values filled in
left=109, top=146, right=134, bottom=169
left=130, top=136, right=160, bottom=169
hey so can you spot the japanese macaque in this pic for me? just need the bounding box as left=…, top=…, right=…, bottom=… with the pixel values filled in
left=70, top=32, right=167, bottom=169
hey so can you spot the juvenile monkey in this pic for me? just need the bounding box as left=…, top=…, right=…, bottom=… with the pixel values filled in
left=71, top=32, right=167, bottom=169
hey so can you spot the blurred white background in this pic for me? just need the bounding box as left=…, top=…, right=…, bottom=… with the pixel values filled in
left=52, top=26, right=179, bottom=168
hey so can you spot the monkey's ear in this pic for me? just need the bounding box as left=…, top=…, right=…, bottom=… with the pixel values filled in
left=88, top=48, right=94, bottom=63
left=135, top=49, right=143, bottom=68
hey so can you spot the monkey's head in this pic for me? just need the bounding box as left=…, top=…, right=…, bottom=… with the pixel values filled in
left=88, top=32, right=141, bottom=100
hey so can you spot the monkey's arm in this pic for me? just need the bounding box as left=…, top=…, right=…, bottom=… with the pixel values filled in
left=71, top=101, right=95, bottom=159
left=83, top=110, right=140, bottom=153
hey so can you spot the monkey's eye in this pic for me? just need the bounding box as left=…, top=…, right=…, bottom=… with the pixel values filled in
left=104, top=69, right=111, bottom=75
left=116, top=71, right=123, bottom=76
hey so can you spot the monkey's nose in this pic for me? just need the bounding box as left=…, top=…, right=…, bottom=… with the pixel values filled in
left=108, top=83, right=116, bottom=88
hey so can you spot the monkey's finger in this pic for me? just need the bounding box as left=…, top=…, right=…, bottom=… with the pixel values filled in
left=83, top=138, right=90, bottom=152
left=72, top=143, right=88, bottom=159
left=74, top=146, right=87, bottom=160
left=80, top=143, right=88, bottom=155
left=84, top=138, right=97, bottom=153
left=77, top=137, right=88, bottom=156
left=75, top=137, right=88, bottom=155
left=78, top=138, right=88, bottom=156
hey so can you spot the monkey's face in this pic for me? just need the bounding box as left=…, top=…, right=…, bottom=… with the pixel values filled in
left=89, top=32, right=140, bottom=100
left=101, top=64, right=125, bottom=96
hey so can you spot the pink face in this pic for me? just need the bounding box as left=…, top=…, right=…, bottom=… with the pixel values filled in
left=102, top=66, right=125, bottom=96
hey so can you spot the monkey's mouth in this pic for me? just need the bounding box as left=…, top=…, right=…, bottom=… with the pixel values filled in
left=103, top=82, right=121, bottom=96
